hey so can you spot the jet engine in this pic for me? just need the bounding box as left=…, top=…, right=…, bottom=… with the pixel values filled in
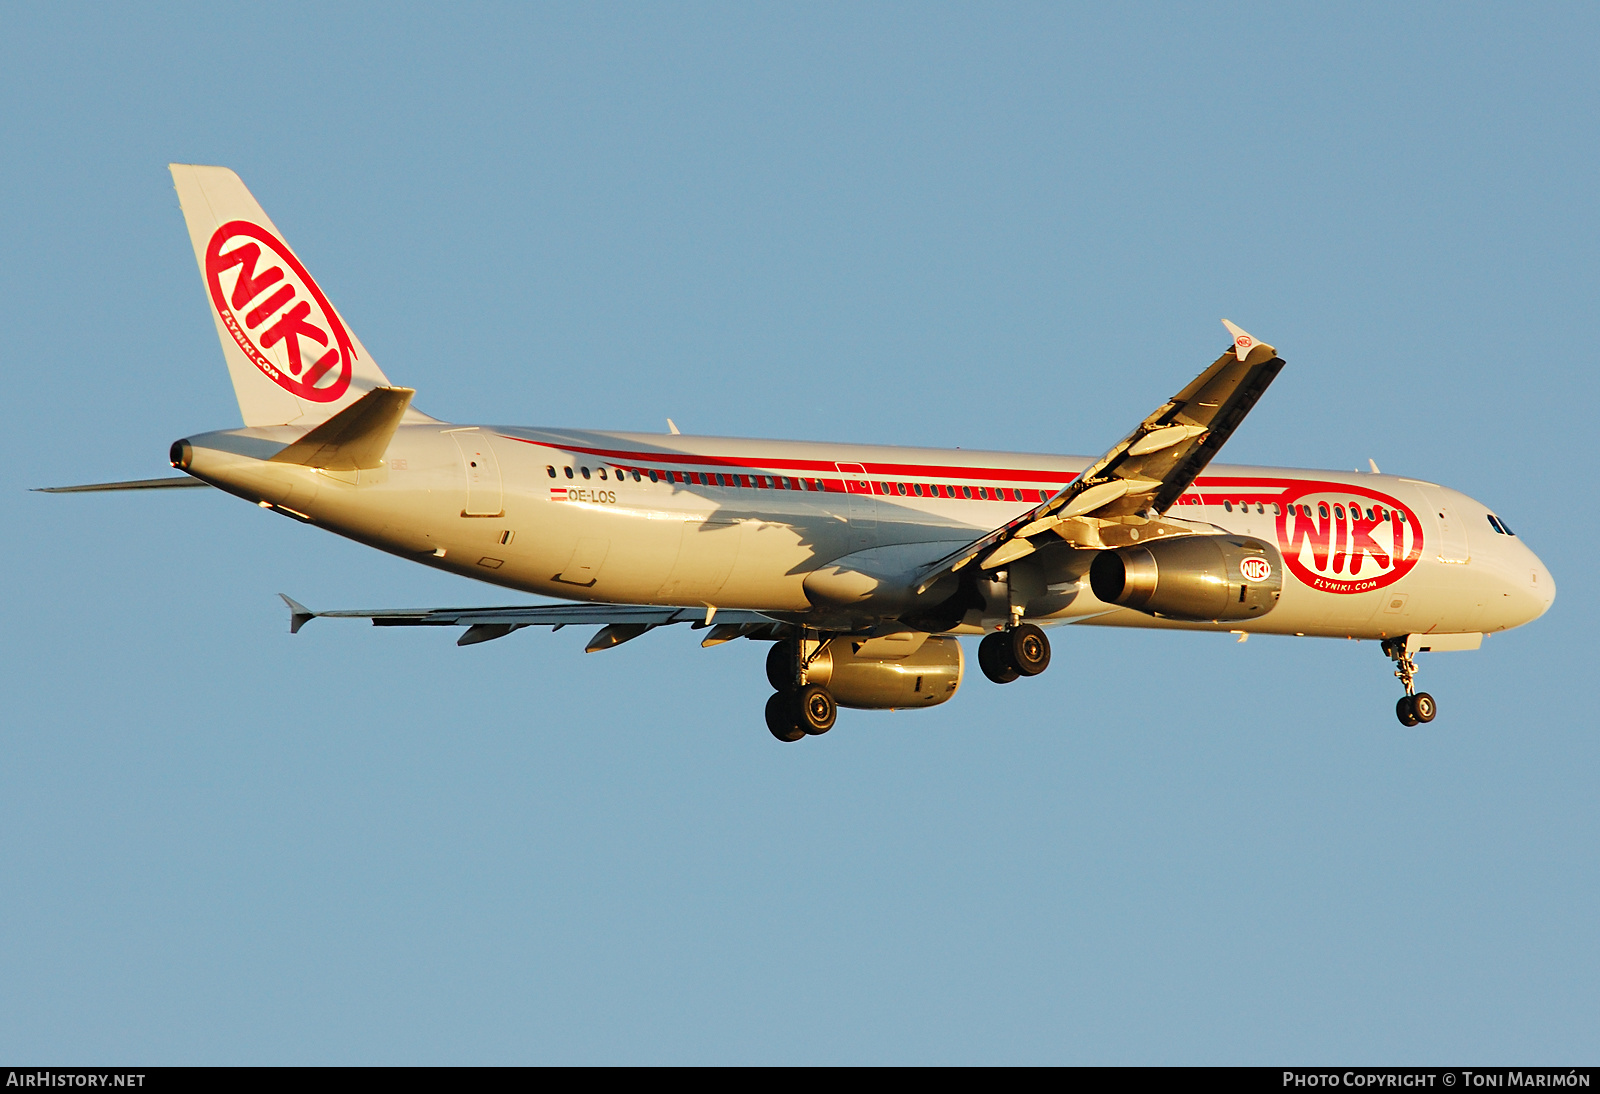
left=1088, top=535, right=1283, bottom=621
left=768, top=635, right=964, bottom=710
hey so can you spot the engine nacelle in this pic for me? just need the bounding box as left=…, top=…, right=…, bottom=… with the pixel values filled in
left=1088, top=535, right=1283, bottom=621
left=770, top=635, right=965, bottom=710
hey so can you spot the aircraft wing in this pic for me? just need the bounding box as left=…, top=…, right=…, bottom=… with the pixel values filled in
left=913, top=320, right=1284, bottom=590
left=280, top=595, right=790, bottom=650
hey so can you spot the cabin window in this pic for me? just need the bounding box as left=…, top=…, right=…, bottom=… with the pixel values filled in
left=1271, top=503, right=1281, bottom=515
left=563, top=466, right=574, bottom=479
left=598, top=468, right=608, bottom=480
left=631, top=470, right=641, bottom=482
left=912, top=483, right=923, bottom=497
left=545, top=466, right=556, bottom=478
left=1334, top=505, right=1344, bottom=520
left=1318, top=503, right=1329, bottom=519
left=580, top=467, right=591, bottom=479
left=963, top=486, right=973, bottom=499
left=1224, top=501, right=1233, bottom=512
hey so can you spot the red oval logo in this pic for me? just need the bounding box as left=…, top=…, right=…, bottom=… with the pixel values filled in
left=204, top=221, right=354, bottom=402
left=1241, top=557, right=1271, bottom=581
left=1275, top=481, right=1422, bottom=594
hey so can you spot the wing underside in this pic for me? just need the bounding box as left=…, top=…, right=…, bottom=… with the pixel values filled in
left=281, top=595, right=791, bottom=650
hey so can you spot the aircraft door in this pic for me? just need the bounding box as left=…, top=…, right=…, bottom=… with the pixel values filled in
left=448, top=430, right=504, bottom=517
left=835, top=462, right=878, bottom=551
left=1418, top=486, right=1470, bottom=563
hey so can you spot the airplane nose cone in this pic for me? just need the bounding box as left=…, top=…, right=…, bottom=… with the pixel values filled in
left=1530, top=555, right=1556, bottom=618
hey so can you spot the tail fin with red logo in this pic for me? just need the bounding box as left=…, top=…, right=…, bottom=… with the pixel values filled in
left=170, top=164, right=426, bottom=428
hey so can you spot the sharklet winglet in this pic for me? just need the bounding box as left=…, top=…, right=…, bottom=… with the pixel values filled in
left=279, top=594, right=316, bottom=634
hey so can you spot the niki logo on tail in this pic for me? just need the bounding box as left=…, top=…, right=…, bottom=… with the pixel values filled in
left=204, top=220, right=355, bottom=402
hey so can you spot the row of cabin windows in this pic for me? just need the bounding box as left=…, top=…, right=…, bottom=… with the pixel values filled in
left=545, top=463, right=1050, bottom=500
left=1204, top=498, right=1418, bottom=525
left=878, top=481, right=1049, bottom=502
left=548, top=465, right=818, bottom=490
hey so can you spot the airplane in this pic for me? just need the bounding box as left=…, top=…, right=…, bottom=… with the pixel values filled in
left=38, top=165, right=1556, bottom=740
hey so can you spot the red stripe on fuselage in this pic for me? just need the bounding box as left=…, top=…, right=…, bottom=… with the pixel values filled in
left=496, top=434, right=1073, bottom=485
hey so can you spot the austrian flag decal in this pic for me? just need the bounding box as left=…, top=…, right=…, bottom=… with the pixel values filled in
left=204, top=221, right=355, bottom=401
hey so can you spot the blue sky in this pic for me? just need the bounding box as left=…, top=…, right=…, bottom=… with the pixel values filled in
left=2, top=3, right=1596, bottom=1063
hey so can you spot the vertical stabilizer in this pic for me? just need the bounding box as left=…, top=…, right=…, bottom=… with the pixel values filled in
left=170, top=164, right=403, bottom=427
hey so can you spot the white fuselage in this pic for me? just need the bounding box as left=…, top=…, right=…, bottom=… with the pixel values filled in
left=181, top=423, right=1555, bottom=640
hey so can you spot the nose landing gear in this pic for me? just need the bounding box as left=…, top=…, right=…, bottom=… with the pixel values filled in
left=1383, top=638, right=1437, bottom=726
left=978, top=623, right=1051, bottom=685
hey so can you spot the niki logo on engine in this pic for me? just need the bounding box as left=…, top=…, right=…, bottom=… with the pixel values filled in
left=1274, top=481, right=1422, bottom=594
left=204, top=221, right=355, bottom=402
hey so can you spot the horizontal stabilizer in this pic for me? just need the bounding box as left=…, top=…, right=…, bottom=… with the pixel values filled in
left=268, top=386, right=414, bottom=470
left=33, top=476, right=210, bottom=493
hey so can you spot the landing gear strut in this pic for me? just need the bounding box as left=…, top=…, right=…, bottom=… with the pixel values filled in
left=978, top=623, right=1051, bottom=685
left=1383, top=637, right=1437, bottom=726
left=764, top=637, right=837, bottom=742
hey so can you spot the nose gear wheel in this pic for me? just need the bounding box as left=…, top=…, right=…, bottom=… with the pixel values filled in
left=1383, top=638, right=1440, bottom=726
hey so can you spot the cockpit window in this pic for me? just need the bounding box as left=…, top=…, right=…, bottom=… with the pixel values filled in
left=1487, top=513, right=1515, bottom=536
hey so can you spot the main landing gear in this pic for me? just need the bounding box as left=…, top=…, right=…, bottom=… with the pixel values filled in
left=978, top=623, right=1051, bottom=685
left=764, top=685, right=837, bottom=742
left=764, top=640, right=837, bottom=743
left=1383, top=637, right=1438, bottom=727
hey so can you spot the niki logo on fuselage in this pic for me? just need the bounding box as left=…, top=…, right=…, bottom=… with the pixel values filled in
left=204, top=221, right=355, bottom=402
left=1274, top=482, right=1422, bottom=594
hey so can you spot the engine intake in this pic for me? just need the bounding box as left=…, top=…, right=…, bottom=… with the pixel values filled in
left=1089, top=535, right=1283, bottom=621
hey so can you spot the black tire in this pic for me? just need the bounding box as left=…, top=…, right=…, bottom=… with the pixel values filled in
left=1009, top=624, right=1051, bottom=677
left=1412, top=692, right=1437, bottom=723
left=798, top=684, right=836, bottom=735
left=766, top=639, right=797, bottom=692
left=765, top=691, right=805, bottom=742
left=979, top=632, right=1020, bottom=684
left=1396, top=695, right=1420, bottom=727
